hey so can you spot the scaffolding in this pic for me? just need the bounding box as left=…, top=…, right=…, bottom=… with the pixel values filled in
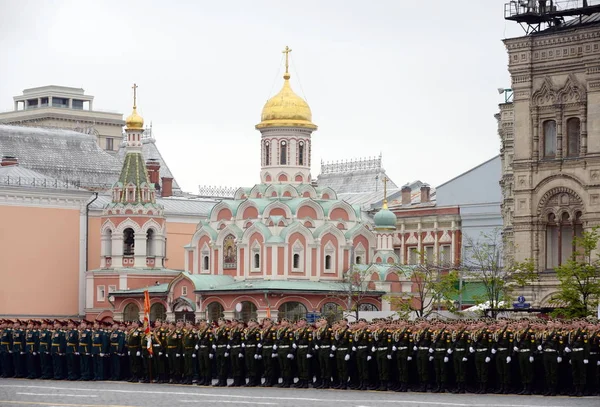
left=504, top=0, right=600, bottom=34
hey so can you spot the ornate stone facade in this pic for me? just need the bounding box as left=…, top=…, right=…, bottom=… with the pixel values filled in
left=500, top=19, right=600, bottom=306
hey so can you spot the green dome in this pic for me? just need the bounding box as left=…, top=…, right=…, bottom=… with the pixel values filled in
left=374, top=208, right=397, bottom=230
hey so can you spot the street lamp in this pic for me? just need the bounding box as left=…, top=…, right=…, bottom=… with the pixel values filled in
left=497, top=88, right=514, bottom=103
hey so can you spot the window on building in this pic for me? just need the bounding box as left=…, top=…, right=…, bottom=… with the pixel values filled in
left=280, top=141, right=287, bottom=165
left=108, top=285, right=116, bottom=293
left=277, top=301, right=308, bottom=321
left=425, top=246, right=435, bottom=264
left=439, top=245, right=451, bottom=265
left=146, top=229, right=155, bottom=257
left=298, top=141, right=304, bottom=165
left=408, top=247, right=418, bottom=265
left=234, top=301, right=258, bottom=323
left=545, top=211, right=583, bottom=270
left=97, top=285, right=106, bottom=302
left=253, top=252, right=260, bottom=269
left=123, top=228, right=135, bottom=255
left=106, top=137, right=114, bottom=151
left=567, top=117, right=580, bottom=157
left=182, top=286, right=187, bottom=296
left=325, top=254, right=332, bottom=270
left=206, top=302, right=224, bottom=322
left=293, top=253, right=300, bottom=270
left=358, top=303, right=379, bottom=312
left=264, top=141, right=270, bottom=166
left=150, top=303, right=166, bottom=321
left=203, top=255, right=209, bottom=271
left=543, top=120, right=557, bottom=158
left=356, top=256, right=362, bottom=265
left=104, top=229, right=112, bottom=257
left=123, top=303, right=139, bottom=322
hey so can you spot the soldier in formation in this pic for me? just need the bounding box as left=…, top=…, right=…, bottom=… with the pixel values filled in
left=0, top=316, right=599, bottom=398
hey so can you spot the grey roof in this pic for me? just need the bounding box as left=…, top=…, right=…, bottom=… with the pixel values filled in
left=536, top=12, right=600, bottom=35
left=117, top=133, right=181, bottom=194
left=339, top=181, right=435, bottom=212
left=317, top=155, right=398, bottom=195
left=0, top=124, right=122, bottom=190
left=91, top=193, right=218, bottom=217
left=0, top=164, right=85, bottom=191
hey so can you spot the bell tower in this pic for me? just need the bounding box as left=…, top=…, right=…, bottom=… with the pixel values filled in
left=256, top=46, right=317, bottom=185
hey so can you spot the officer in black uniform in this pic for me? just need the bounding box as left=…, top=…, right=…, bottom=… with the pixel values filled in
left=109, top=322, right=125, bottom=381
left=78, top=321, right=92, bottom=380
left=229, top=319, right=245, bottom=387
left=313, top=317, right=333, bottom=389
left=25, top=320, right=40, bottom=379
left=293, top=317, right=313, bottom=388
left=275, top=318, right=295, bottom=388
left=243, top=318, right=261, bottom=387
left=51, top=320, right=66, bottom=380
left=213, top=318, right=230, bottom=387
left=196, top=319, right=214, bottom=386
left=38, top=320, right=52, bottom=380
left=260, top=318, right=277, bottom=387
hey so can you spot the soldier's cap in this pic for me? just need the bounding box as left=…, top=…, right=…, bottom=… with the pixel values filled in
left=197, top=319, right=207, bottom=323
left=358, top=318, right=367, bottom=323
left=317, top=317, right=327, bottom=322
left=281, top=318, right=291, bottom=323
left=248, top=318, right=258, bottom=323
left=33, top=320, right=41, bottom=326
left=262, top=317, right=272, bottom=322
left=298, top=317, right=307, bottom=322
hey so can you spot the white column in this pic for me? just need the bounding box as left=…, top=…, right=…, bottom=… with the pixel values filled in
left=48, top=96, right=53, bottom=107
left=85, top=274, right=94, bottom=310
left=112, top=234, right=123, bottom=268
left=14, top=101, right=18, bottom=111
left=134, top=232, right=147, bottom=267
left=68, top=98, right=73, bottom=108
left=433, top=221, right=439, bottom=265
left=451, top=221, right=456, bottom=265
left=417, top=222, right=422, bottom=263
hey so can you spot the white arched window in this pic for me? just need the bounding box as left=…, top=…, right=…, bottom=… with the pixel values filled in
left=264, top=141, right=271, bottom=166
left=280, top=141, right=287, bottom=165
left=146, top=229, right=155, bottom=257
left=123, top=228, right=135, bottom=256
left=298, top=141, right=304, bottom=166
left=543, top=120, right=556, bottom=158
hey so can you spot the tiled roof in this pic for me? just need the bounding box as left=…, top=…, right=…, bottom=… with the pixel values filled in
left=0, top=165, right=85, bottom=191
left=0, top=124, right=122, bottom=189
left=339, top=181, right=436, bottom=212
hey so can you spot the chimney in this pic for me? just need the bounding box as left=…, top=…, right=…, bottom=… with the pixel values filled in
left=420, top=185, right=431, bottom=203
left=161, top=176, right=173, bottom=198
left=146, top=159, right=160, bottom=187
left=1, top=155, right=18, bottom=167
left=401, top=186, right=412, bottom=205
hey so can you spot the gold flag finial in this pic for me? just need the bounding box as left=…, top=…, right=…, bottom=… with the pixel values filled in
left=132, top=83, right=138, bottom=108
left=382, top=176, right=389, bottom=209
left=282, top=46, right=292, bottom=78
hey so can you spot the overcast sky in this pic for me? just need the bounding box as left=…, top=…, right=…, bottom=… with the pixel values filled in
left=0, top=0, right=525, bottom=193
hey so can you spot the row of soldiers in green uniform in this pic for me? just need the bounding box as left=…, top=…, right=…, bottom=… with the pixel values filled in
left=1, top=316, right=599, bottom=397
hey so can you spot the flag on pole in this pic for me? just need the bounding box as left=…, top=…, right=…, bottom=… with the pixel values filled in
left=143, top=290, right=153, bottom=355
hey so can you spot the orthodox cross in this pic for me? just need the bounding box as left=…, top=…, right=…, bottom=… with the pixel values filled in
left=132, top=83, right=138, bottom=108
left=282, top=46, right=292, bottom=74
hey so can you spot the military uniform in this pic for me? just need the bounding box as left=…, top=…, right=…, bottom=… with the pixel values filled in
left=450, top=327, right=469, bottom=393
left=568, top=328, right=590, bottom=397
left=126, top=327, right=143, bottom=382
left=243, top=325, right=261, bottom=386
left=109, top=327, right=125, bottom=381
left=213, top=324, right=230, bottom=386
left=25, top=326, right=40, bottom=379
left=294, top=324, right=313, bottom=388
left=50, top=325, right=66, bottom=379
left=228, top=325, right=245, bottom=386
left=78, top=327, right=92, bottom=380
left=414, top=326, right=433, bottom=391
left=392, top=326, right=412, bottom=392
left=373, top=326, right=392, bottom=390
left=275, top=325, right=295, bottom=388
left=92, top=327, right=109, bottom=380
left=352, top=325, right=372, bottom=390
left=182, top=327, right=198, bottom=384
left=313, top=323, right=334, bottom=389
left=260, top=324, right=277, bottom=387
left=515, top=326, right=537, bottom=395
left=12, top=326, right=25, bottom=378
left=0, top=324, right=13, bottom=378
left=38, top=325, right=52, bottom=379
left=196, top=325, right=213, bottom=386
left=333, top=325, right=353, bottom=389
left=539, top=328, right=561, bottom=395
left=154, top=326, right=169, bottom=383
left=65, top=327, right=79, bottom=380
left=493, top=326, right=514, bottom=394
left=473, top=328, right=493, bottom=393
left=431, top=327, right=451, bottom=393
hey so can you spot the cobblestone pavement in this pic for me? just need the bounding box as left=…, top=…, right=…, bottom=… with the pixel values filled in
left=0, top=379, right=598, bottom=407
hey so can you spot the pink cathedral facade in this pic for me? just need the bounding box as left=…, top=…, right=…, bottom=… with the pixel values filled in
left=85, top=55, right=412, bottom=323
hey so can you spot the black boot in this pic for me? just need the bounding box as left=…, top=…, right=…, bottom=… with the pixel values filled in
left=495, top=384, right=504, bottom=394
left=322, top=378, right=330, bottom=389
left=377, top=381, right=387, bottom=391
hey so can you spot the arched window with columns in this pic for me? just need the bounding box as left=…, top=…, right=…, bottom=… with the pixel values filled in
left=280, top=141, right=287, bottom=165
left=123, top=228, right=135, bottom=256
left=540, top=189, right=584, bottom=270
left=264, top=141, right=270, bottom=166
left=298, top=141, right=304, bottom=166
left=543, top=120, right=556, bottom=158
left=567, top=117, right=580, bottom=157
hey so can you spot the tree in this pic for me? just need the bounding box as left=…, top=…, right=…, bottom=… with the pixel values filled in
left=461, top=228, right=536, bottom=318
left=551, top=227, right=600, bottom=318
left=388, top=261, right=460, bottom=319
left=336, top=265, right=380, bottom=320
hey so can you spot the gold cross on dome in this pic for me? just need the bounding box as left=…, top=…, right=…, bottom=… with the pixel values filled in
left=132, top=83, right=138, bottom=108
left=282, top=46, right=292, bottom=74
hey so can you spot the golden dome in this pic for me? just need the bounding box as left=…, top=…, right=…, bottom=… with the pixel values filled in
left=125, top=107, right=144, bottom=130
left=125, top=83, right=144, bottom=130
left=256, top=72, right=317, bottom=130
